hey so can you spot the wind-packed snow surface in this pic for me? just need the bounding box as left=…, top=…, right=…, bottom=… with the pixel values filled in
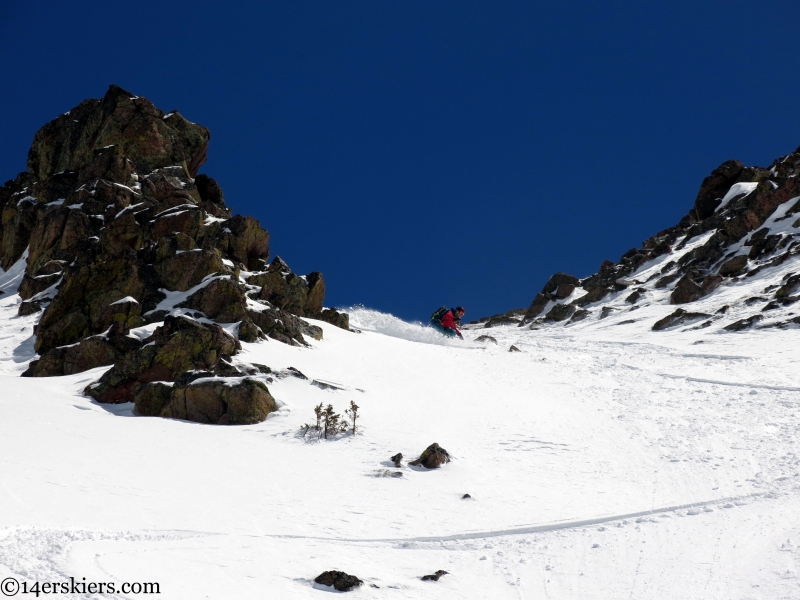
left=1, top=291, right=800, bottom=597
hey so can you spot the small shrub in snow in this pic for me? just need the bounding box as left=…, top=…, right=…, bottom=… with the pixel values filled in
left=302, top=401, right=359, bottom=439
left=322, top=403, right=344, bottom=438
left=345, top=400, right=360, bottom=434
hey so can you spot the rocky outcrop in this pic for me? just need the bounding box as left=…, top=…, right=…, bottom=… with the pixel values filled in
left=249, top=257, right=322, bottom=316
left=479, top=147, right=800, bottom=334
left=521, top=272, right=579, bottom=321
left=0, top=85, right=349, bottom=425
left=27, top=84, right=209, bottom=181
left=693, top=160, right=744, bottom=220
left=85, top=315, right=240, bottom=404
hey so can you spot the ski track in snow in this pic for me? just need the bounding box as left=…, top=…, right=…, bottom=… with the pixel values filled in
left=1, top=296, right=799, bottom=598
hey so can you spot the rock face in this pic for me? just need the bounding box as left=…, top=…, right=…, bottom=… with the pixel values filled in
left=479, top=147, right=800, bottom=334
left=1, top=85, right=350, bottom=424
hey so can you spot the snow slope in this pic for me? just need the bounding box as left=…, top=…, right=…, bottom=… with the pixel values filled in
left=1, top=290, right=800, bottom=598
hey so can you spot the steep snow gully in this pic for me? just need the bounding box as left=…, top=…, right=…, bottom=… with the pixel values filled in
left=1, top=284, right=799, bottom=598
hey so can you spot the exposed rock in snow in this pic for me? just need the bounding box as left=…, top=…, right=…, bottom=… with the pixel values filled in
left=410, top=443, right=451, bottom=469
left=314, top=570, right=363, bottom=592
left=481, top=147, right=800, bottom=335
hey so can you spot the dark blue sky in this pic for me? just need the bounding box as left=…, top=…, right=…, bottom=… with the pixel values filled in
left=2, top=2, right=800, bottom=321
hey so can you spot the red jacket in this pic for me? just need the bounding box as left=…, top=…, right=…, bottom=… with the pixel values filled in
left=440, top=310, right=460, bottom=332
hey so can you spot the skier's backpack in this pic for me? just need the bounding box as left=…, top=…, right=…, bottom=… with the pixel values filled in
left=430, top=306, right=449, bottom=324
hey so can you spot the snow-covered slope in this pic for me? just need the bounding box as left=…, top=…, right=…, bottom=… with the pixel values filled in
left=2, top=91, right=799, bottom=598
left=1, top=282, right=799, bottom=598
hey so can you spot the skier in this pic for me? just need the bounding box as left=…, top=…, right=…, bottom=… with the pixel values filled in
left=430, top=306, right=465, bottom=339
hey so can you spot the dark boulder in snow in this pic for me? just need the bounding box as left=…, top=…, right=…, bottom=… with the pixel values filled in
left=314, top=571, right=363, bottom=592
left=569, top=309, right=590, bottom=322
left=421, top=570, right=449, bottom=582
left=575, top=286, right=611, bottom=307
left=625, top=290, right=642, bottom=304
left=18, top=300, right=43, bottom=316
left=723, top=315, right=763, bottom=331
left=318, top=307, right=350, bottom=330
left=654, top=272, right=681, bottom=289
left=545, top=303, right=575, bottom=321
left=776, top=273, right=800, bottom=298
left=652, top=309, right=711, bottom=331
left=670, top=274, right=723, bottom=305
left=599, top=306, right=616, bottom=319
left=718, top=255, right=748, bottom=276
left=483, top=314, right=520, bottom=328
left=410, top=443, right=451, bottom=469
left=136, top=377, right=277, bottom=425
left=286, top=366, right=308, bottom=379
